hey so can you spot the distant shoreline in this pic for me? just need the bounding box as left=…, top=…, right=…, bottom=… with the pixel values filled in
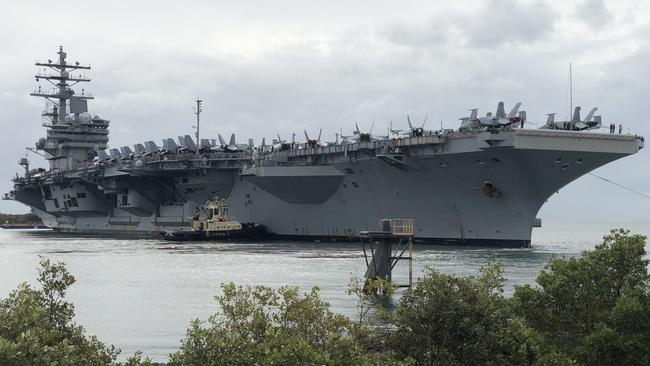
left=0, top=224, right=49, bottom=229
left=0, top=212, right=44, bottom=229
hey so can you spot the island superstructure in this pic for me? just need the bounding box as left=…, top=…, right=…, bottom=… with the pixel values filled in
left=5, top=48, right=645, bottom=247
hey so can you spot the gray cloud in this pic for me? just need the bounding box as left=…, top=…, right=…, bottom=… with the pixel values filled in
left=379, top=0, right=556, bottom=49
left=381, top=18, right=452, bottom=47
left=575, top=0, right=612, bottom=29
left=462, top=0, right=556, bottom=47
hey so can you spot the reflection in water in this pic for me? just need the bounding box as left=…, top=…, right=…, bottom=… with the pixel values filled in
left=0, top=221, right=647, bottom=361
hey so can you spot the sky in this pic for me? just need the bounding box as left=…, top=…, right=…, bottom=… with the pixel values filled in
left=0, top=0, right=648, bottom=221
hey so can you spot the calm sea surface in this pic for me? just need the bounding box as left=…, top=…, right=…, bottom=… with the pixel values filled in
left=1, top=221, right=648, bottom=362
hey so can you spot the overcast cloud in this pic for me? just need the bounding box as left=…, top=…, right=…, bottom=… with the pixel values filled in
left=0, top=0, right=648, bottom=221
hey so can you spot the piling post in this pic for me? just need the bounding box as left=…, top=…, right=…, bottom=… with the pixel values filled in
left=360, top=218, right=414, bottom=289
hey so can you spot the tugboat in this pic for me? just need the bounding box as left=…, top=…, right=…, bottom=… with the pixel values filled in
left=161, top=199, right=265, bottom=241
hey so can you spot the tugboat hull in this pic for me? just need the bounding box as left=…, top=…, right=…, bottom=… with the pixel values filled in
left=161, top=223, right=265, bottom=241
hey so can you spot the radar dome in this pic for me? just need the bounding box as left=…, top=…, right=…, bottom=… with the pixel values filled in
left=79, top=112, right=92, bottom=123
left=134, top=160, right=144, bottom=169
left=36, top=138, right=46, bottom=149
left=64, top=114, right=74, bottom=123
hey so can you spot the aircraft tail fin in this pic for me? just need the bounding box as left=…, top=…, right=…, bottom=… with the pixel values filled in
left=184, top=135, right=196, bottom=148
left=572, top=106, right=581, bottom=123
left=518, top=110, right=527, bottom=122
left=593, top=115, right=602, bottom=126
left=584, top=107, right=598, bottom=122
left=508, top=102, right=522, bottom=117
left=546, top=113, right=556, bottom=124
left=496, top=101, right=506, bottom=118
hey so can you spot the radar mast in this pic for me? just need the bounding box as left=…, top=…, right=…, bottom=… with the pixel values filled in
left=193, top=99, right=202, bottom=154
left=31, top=46, right=93, bottom=124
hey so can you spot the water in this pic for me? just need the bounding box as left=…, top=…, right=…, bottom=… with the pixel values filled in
left=0, top=221, right=648, bottom=362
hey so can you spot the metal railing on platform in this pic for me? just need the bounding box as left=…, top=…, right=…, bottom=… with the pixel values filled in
left=384, top=218, right=414, bottom=236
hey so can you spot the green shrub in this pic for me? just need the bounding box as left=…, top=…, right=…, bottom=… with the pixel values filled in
left=513, top=229, right=650, bottom=366
left=167, top=282, right=412, bottom=366
left=0, top=258, right=151, bottom=366
left=389, top=261, right=536, bottom=366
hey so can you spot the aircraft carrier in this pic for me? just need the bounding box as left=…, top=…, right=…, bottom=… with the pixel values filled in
left=5, top=47, right=645, bottom=247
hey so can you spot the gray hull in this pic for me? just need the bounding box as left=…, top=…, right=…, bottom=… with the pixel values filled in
left=22, top=130, right=643, bottom=247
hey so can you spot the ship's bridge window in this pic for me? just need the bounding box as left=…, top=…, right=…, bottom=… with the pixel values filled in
left=53, top=199, right=59, bottom=208
left=76, top=192, right=86, bottom=198
left=121, top=195, right=128, bottom=206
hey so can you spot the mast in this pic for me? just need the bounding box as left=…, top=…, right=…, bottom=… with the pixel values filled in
left=31, top=46, right=93, bottom=124
left=194, top=99, right=202, bottom=153
left=569, top=62, right=573, bottom=117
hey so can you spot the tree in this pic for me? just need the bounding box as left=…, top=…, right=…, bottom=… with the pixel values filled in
left=0, top=258, right=151, bottom=366
left=168, top=283, right=412, bottom=366
left=513, top=229, right=650, bottom=366
left=389, top=262, right=536, bottom=366
left=0, top=212, right=42, bottom=225
left=346, top=277, right=415, bottom=365
left=168, top=284, right=353, bottom=365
